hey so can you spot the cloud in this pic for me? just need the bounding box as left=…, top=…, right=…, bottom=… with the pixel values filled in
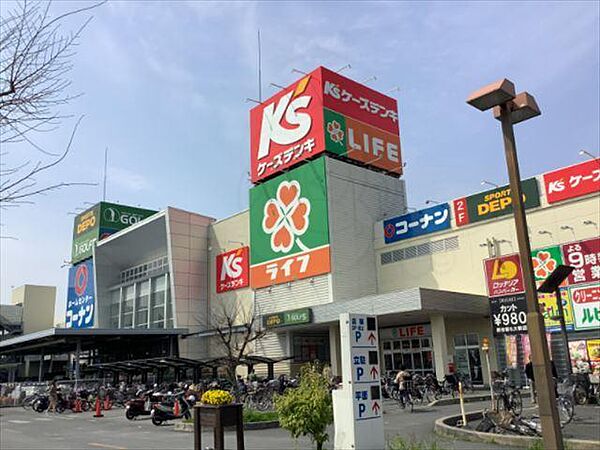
left=108, top=166, right=150, bottom=192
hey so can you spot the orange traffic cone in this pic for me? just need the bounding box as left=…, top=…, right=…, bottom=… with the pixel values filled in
left=173, top=399, right=180, bottom=417
left=74, top=398, right=82, bottom=413
left=93, top=397, right=103, bottom=418
left=103, top=398, right=111, bottom=411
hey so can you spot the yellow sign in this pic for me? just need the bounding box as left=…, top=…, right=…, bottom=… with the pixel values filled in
left=491, top=259, right=519, bottom=281
left=537, top=289, right=574, bottom=330
left=588, top=339, right=600, bottom=363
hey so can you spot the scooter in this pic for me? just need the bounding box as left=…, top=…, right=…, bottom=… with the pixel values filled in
left=150, top=391, right=192, bottom=426
left=125, top=389, right=157, bottom=420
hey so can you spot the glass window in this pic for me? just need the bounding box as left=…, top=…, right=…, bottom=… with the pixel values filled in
left=384, top=354, right=393, bottom=372
left=402, top=353, right=412, bottom=369
left=136, top=310, right=148, bottom=327
left=292, top=335, right=330, bottom=363
left=454, top=335, right=466, bottom=347
left=411, top=339, right=420, bottom=349
left=152, top=307, right=165, bottom=322
left=150, top=320, right=164, bottom=329
left=423, top=351, right=433, bottom=369
left=122, top=314, right=133, bottom=328
left=383, top=341, right=391, bottom=350
left=393, top=353, right=402, bottom=370
left=413, top=352, right=423, bottom=369
left=421, top=338, right=431, bottom=348
left=402, top=340, right=410, bottom=350
left=393, top=341, right=401, bottom=350
left=467, top=333, right=479, bottom=346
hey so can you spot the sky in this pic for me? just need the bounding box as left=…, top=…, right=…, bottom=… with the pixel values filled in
left=1, top=1, right=599, bottom=323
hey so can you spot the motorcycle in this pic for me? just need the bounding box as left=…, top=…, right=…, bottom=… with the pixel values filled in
left=125, top=389, right=159, bottom=420
left=150, top=391, right=193, bottom=426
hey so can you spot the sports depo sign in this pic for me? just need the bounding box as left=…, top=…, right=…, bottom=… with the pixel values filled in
left=250, top=66, right=401, bottom=183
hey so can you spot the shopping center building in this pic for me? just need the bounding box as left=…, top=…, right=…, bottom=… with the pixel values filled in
left=1, top=67, right=598, bottom=385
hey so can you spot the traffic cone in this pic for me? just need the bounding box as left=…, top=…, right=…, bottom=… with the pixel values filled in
left=103, top=398, right=111, bottom=411
left=93, top=397, right=103, bottom=418
left=173, top=399, right=180, bottom=417
left=74, top=398, right=82, bottom=413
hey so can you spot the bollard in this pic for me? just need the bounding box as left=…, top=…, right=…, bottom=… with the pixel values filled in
left=458, top=381, right=467, bottom=427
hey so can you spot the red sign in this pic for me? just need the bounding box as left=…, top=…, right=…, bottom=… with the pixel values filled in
left=453, top=197, right=469, bottom=226
left=249, top=67, right=400, bottom=183
left=216, top=247, right=249, bottom=293
left=484, top=254, right=525, bottom=297
left=321, top=67, right=399, bottom=135
left=74, top=264, right=89, bottom=297
left=562, top=238, right=600, bottom=285
left=543, top=159, right=600, bottom=204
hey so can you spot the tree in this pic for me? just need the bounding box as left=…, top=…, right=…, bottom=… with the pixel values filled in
left=0, top=1, right=103, bottom=207
left=211, top=300, right=266, bottom=383
left=274, top=362, right=333, bottom=450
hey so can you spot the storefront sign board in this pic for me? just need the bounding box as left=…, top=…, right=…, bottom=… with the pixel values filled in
left=249, top=158, right=330, bottom=288
left=453, top=178, right=540, bottom=226
left=382, top=203, right=451, bottom=244
left=263, top=308, right=312, bottom=329
left=216, top=247, right=250, bottom=293
left=543, top=158, right=600, bottom=204
left=484, top=254, right=525, bottom=297
left=379, top=324, right=432, bottom=339
left=570, top=284, right=600, bottom=331
left=489, top=293, right=528, bottom=336
left=537, top=288, right=574, bottom=332
left=561, top=237, right=600, bottom=285
left=66, top=259, right=95, bottom=328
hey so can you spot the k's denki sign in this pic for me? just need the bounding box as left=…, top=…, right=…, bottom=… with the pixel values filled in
left=383, top=203, right=451, bottom=244
left=66, top=259, right=95, bottom=329
left=249, top=66, right=401, bottom=183
left=543, top=158, right=600, bottom=204
left=215, top=247, right=250, bottom=293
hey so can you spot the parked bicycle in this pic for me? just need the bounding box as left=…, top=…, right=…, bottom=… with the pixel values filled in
left=494, top=374, right=523, bottom=416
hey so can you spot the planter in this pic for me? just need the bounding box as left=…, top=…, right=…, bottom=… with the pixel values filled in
left=194, top=403, right=244, bottom=450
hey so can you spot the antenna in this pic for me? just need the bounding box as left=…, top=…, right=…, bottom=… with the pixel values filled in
left=103, top=147, right=108, bottom=201
left=258, top=29, right=262, bottom=102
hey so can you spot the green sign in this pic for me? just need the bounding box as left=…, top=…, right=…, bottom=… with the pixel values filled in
left=457, top=178, right=540, bottom=226
left=263, top=308, right=312, bottom=328
left=531, top=245, right=563, bottom=283
left=249, top=158, right=331, bottom=288
left=71, top=202, right=157, bottom=263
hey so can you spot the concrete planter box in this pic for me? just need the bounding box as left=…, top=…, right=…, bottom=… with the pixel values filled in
left=174, top=419, right=280, bottom=432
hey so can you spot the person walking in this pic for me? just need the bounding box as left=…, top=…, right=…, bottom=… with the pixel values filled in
left=525, top=357, right=536, bottom=404
left=394, top=366, right=412, bottom=406
left=47, top=380, right=58, bottom=413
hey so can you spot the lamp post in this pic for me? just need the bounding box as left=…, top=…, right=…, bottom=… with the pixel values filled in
left=467, top=79, right=564, bottom=450
left=538, top=265, right=575, bottom=375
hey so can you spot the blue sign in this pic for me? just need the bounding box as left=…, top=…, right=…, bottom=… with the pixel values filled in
left=383, top=203, right=451, bottom=244
left=66, top=259, right=95, bottom=328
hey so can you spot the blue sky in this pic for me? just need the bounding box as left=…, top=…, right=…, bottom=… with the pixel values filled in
left=1, top=1, right=598, bottom=322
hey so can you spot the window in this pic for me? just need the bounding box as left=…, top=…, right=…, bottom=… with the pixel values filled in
left=292, top=334, right=330, bottom=363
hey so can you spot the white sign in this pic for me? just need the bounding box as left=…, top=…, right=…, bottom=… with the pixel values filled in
left=333, top=313, right=384, bottom=450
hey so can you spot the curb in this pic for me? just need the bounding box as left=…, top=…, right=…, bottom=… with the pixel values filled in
left=428, top=394, right=491, bottom=407
left=434, top=411, right=600, bottom=450
left=174, top=420, right=280, bottom=433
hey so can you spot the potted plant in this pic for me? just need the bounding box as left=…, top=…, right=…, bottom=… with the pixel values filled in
left=195, top=389, right=244, bottom=450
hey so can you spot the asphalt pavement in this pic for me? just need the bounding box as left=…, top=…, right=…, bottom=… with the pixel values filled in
left=1, top=398, right=599, bottom=449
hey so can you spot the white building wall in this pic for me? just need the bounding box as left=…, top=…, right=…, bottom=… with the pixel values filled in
left=326, top=157, right=406, bottom=302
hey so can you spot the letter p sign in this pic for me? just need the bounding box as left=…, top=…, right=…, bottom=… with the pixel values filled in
left=358, top=403, right=366, bottom=418
left=355, top=331, right=362, bottom=343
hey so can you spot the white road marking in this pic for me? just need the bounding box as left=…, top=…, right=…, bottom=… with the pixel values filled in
left=34, top=417, right=53, bottom=421
left=87, top=443, right=127, bottom=450
left=8, top=420, right=31, bottom=424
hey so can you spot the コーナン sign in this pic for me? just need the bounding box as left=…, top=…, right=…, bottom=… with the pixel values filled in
left=216, top=247, right=249, bottom=293
left=453, top=178, right=540, bottom=226
left=66, top=259, right=95, bottom=329
left=249, top=67, right=401, bottom=183
left=383, top=203, right=450, bottom=244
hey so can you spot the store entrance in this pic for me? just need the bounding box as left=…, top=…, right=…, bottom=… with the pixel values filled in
left=380, top=324, right=434, bottom=377
left=454, top=333, right=483, bottom=385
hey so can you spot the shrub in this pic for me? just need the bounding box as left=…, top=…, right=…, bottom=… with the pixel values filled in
left=243, top=409, right=278, bottom=423
left=274, top=363, right=333, bottom=450
left=200, top=389, right=234, bottom=405
left=388, top=436, right=444, bottom=450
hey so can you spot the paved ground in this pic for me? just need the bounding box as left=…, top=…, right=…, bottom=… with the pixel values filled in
left=1, top=398, right=599, bottom=449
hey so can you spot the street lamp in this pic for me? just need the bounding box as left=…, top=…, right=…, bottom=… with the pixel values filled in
left=467, top=79, right=564, bottom=449
left=579, top=149, right=597, bottom=160
left=538, top=265, right=575, bottom=375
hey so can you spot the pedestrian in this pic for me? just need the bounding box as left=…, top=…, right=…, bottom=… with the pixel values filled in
left=48, top=380, right=58, bottom=413
left=525, top=357, right=536, bottom=404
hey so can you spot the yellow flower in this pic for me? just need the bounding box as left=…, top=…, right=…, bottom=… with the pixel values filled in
left=201, top=389, right=234, bottom=405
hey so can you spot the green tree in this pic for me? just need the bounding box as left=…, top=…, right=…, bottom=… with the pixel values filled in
left=274, top=363, right=333, bottom=450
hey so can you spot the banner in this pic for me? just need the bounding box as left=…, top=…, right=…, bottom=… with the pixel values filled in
left=66, top=259, right=95, bottom=328
left=490, top=294, right=528, bottom=336
left=453, top=178, right=540, bottom=226
left=561, top=237, right=600, bottom=285
left=383, top=203, right=451, bottom=244
left=537, top=289, right=574, bottom=331
left=216, top=247, right=250, bottom=293
left=570, top=284, right=600, bottom=331
left=249, top=158, right=330, bottom=288
left=543, top=158, right=600, bottom=204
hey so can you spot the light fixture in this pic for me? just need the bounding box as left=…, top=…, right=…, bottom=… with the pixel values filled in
left=583, top=220, right=597, bottom=226
left=362, top=75, right=377, bottom=84
left=228, top=240, right=245, bottom=247
left=560, top=225, right=574, bottom=231
left=425, top=199, right=441, bottom=205
left=406, top=207, right=417, bottom=212
left=336, top=64, right=351, bottom=73
left=493, top=91, right=541, bottom=124
left=270, top=82, right=285, bottom=90
left=291, top=68, right=307, bottom=75
left=386, top=86, right=401, bottom=95
left=481, top=180, right=500, bottom=188
left=466, top=78, right=516, bottom=111
left=538, top=230, right=553, bottom=236
left=579, top=150, right=597, bottom=160
left=245, top=98, right=260, bottom=104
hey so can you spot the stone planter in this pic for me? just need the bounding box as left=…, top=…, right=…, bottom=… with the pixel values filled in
left=194, top=403, right=244, bottom=450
